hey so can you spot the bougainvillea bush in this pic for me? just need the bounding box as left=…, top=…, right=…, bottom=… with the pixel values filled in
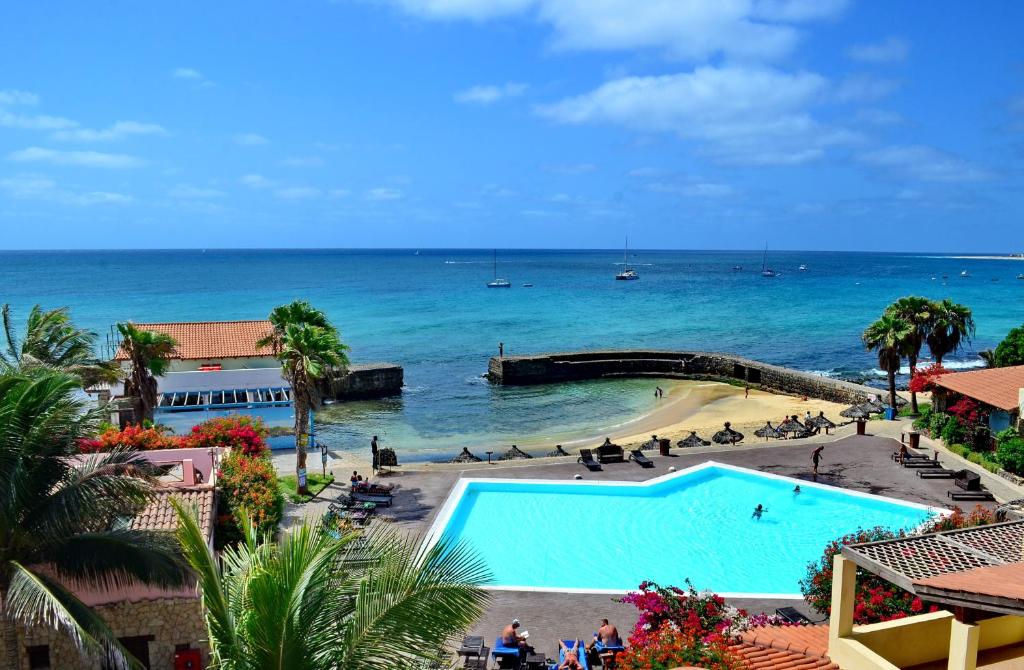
left=78, top=423, right=179, bottom=452
left=217, top=447, right=283, bottom=537
left=181, top=415, right=269, bottom=456
left=615, top=581, right=785, bottom=670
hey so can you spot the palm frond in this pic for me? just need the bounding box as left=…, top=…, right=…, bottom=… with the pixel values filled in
left=42, top=529, right=189, bottom=593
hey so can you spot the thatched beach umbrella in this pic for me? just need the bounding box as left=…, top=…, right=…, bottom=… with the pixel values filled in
left=677, top=431, right=711, bottom=448
left=840, top=404, right=871, bottom=420
left=861, top=399, right=885, bottom=414
left=451, top=447, right=482, bottom=464
left=712, top=422, right=744, bottom=445
left=777, top=415, right=809, bottom=438
left=754, top=421, right=781, bottom=441
left=546, top=445, right=570, bottom=457
left=807, top=411, right=836, bottom=434
left=498, top=444, right=533, bottom=461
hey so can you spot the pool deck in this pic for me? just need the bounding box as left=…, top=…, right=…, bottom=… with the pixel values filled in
left=288, top=420, right=1018, bottom=664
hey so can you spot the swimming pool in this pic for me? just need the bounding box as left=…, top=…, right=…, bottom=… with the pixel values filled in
left=425, top=462, right=943, bottom=596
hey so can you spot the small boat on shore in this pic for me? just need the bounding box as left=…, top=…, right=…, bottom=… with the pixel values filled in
left=486, top=249, right=511, bottom=288
left=615, top=237, right=639, bottom=280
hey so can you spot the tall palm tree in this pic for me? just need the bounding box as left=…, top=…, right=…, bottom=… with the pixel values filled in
left=274, top=323, right=349, bottom=494
left=116, top=323, right=177, bottom=425
left=863, top=314, right=913, bottom=411
left=1, top=304, right=119, bottom=387
left=884, top=296, right=934, bottom=414
left=0, top=370, right=190, bottom=669
left=260, top=300, right=332, bottom=354
left=925, top=299, right=975, bottom=365
left=174, top=501, right=489, bottom=670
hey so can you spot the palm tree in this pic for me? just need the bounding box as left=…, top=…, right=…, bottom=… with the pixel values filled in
left=258, top=301, right=349, bottom=495
left=117, top=323, right=177, bottom=425
left=1, top=304, right=119, bottom=387
left=925, top=299, right=975, bottom=365
left=0, top=370, right=190, bottom=669
left=174, top=501, right=489, bottom=670
left=863, top=314, right=913, bottom=410
left=884, top=296, right=934, bottom=414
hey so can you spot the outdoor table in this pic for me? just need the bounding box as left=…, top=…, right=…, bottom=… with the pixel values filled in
left=525, top=653, right=547, bottom=669
left=457, top=636, right=485, bottom=662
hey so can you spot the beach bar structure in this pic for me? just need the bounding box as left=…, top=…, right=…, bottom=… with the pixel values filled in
left=931, top=365, right=1024, bottom=434
left=829, top=520, right=1024, bottom=670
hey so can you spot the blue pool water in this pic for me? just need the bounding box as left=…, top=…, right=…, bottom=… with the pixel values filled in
left=434, top=464, right=936, bottom=594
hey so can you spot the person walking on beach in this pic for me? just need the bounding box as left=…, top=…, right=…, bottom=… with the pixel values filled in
left=745, top=384, right=749, bottom=399
left=655, top=386, right=664, bottom=399
left=812, top=445, right=825, bottom=475
left=371, top=435, right=379, bottom=473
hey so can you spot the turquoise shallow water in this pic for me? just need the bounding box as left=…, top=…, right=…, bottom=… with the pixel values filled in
left=2, top=249, right=1022, bottom=460
left=436, top=466, right=935, bottom=593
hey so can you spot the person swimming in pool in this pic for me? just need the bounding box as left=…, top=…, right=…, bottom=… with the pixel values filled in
left=752, top=504, right=766, bottom=520
left=793, top=485, right=801, bottom=495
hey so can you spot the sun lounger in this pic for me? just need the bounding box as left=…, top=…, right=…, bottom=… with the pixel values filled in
left=350, top=490, right=393, bottom=507
left=954, top=470, right=982, bottom=491
left=553, top=639, right=589, bottom=670
left=491, top=637, right=521, bottom=669
left=948, top=489, right=994, bottom=502
left=595, top=443, right=625, bottom=464
left=578, top=449, right=602, bottom=471
left=629, top=449, right=654, bottom=468
left=594, top=638, right=625, bottom=665
left=901, top=458, right=940, bottom=468
left=775, top=606, right=813, bottom=624
left=917, top=468, right=957, bottom=479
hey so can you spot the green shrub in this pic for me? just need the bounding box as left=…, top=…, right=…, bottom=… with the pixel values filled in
left=928, top=412, right=950, bottom=437
left=997, top=438, right=1024, bottom=475
left=990, top=324, right=1024, bottom=367
left=940, top=417, right=966, bottom=445
left=995, top=428, right=1019, bottom=447
left=218, top=449, right=283, bottom=538
left=913, top=406, right=934, bottom=431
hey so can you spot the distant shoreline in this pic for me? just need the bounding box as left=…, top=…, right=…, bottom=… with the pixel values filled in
left=941, top=255, right=1024, bottom=261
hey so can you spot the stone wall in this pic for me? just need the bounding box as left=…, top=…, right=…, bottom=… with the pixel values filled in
left=488, top=350, right=882, bottom=405
left=17, top=597, right=208, bottom=670
left=325, top=363, right=403, bottom=400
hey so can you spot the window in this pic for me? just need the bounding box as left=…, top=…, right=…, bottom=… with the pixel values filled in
left=26, top=645, right=50, bottom=669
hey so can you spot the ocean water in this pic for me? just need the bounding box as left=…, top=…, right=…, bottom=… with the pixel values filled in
left=433, top=465, right=936, bottom=593
left=2, top=249, right=1022, bottom=460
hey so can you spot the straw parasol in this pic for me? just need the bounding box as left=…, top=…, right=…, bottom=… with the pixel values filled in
left=807, top=411, right=836, bottom=433
left=498, top=444, right=533, bottom=460
left=861, top=399, right=885, bottom=414
left=450, top=447, right=482, bottom=464
left=677, top=431, right=711, bottom=448
left=840, top=404, right=871, bottom=420
left=546, top=445, right=570, bottom=457
left=754, top=421, right=781, bottom=441
left=712, top=422, right=744, bottom=445
left=777, top=415, right=809, bottom=438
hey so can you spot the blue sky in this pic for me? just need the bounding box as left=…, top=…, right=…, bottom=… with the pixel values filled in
left=1, top=1, right=1022, bottom=251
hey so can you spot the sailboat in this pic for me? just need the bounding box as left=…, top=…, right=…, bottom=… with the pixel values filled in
left=615, top=237, right=639, bottom=280
left=761, top=244, right=777, bottom=277
left=486, top=249, right=511, bottom=288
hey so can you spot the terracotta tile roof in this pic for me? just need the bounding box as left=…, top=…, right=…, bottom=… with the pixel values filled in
left=914, top=563, right=1024, bottom=602
left=730, top=625, right=837, bottom=670
left=933, top=365, right=1024, bottom=411
left=130, top=488, right=215, bottom=540
left=114, top=320, right=275, bottom=361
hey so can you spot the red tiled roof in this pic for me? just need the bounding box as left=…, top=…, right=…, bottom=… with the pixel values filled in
left=914, top=563, right=1024, bottom=602
left=933, top=365, right=1024, bottom=411
left=730, top=625, right=837, bottom=670
left=130, top=488, right=215, bottom=540
left=114, top=320, right=274, bottom=361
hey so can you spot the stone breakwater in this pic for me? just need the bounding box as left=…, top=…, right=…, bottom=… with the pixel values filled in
left=326, top=363, right=404, bottom=400
left=488, top=350, right=880, bottom=405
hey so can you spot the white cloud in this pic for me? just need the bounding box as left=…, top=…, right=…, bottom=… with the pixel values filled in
left=847, top=37, right=909, bottom=64
left=328, top=188, right=350, bottom=198
left=858, top=145, right=993, bottom=182
left=240, top=174, right=274, bottom=189
left=280, top=156, right=325, bottom=167
left=173, top=67, right=204, bottom=80
left=0, top=109, right=78, bottom=130
left=648, top=180, right=737, bottom=197
left=0, top=175, right=132, bottom=205
left=0, top=89, right=39, bottom=106
left=7, top=146, right=145, bottom=168
left=168, top=184, right=225, bottom=199
left=454, top=82, right=528, bottom=104
left=274, top=186, right=321, bottom=199
left=537, top=65, right=855, bottom=165
left=367, top=187, right=404, bottom=200
left=543, top=162, right=597, bottom=174
left=834, top=75, right=900, bottom=103
left=233, top=133, right=269, bottom=146
left=854, top=108, right=904, bottom=126
left=52, top=120, right=167, bottom=142
left=393, top=0, right=848, bottom=61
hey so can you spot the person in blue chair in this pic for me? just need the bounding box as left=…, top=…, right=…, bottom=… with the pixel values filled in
left=587, top=618, right=622, bottom=652
left=558, top=640, right=584, bottom=669
left=501, top=619, right=530, bottom=654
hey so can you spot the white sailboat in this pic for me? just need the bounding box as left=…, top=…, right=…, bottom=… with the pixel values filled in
left=486, top=249, right=511, bottom=288
left=615, top=237, right=639, bottom=280
left=761, top=244, right=777, bottom=277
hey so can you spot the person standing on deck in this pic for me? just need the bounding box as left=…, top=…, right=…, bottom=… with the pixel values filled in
left=812, top=445, right=825, bottom=474
left=499, top=342, right=504, bottom=357
left=371, top=435, right=379, bottom=473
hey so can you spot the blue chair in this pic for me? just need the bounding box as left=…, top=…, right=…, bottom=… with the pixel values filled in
left=551, top=639, right=589, bottom=670
left=492, top=637, right=521, bottom=669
